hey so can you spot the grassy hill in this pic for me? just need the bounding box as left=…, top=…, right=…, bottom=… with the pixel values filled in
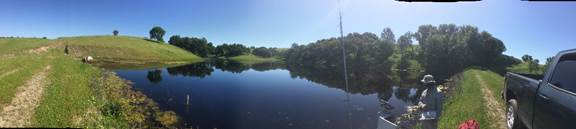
left=54, top=36, right=202, bottom=64
left=0, top=38, right=49, bottom=55
left=0, top=37, right=189, bottom=128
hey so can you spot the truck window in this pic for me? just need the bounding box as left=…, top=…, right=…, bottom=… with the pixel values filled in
left=549, top=54, right=576, bottom=94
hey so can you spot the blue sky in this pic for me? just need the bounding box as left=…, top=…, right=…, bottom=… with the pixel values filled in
left=1, top=0, right=575, bottom=61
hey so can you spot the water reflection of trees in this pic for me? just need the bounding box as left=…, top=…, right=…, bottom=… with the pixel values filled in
left=212, top=59, right=285, bottom=73
left=213, top=60, right=250, bottom=73
left=286, top=60, right=394, bottom=96
left=250, top=62, right=285, bottom=72
left=147, top=69, right=163, bottom=83
left=162, top=60, right=286, bottom=78
left=167, top=63, right=214, bottom=78
left=159, top=58, right=416, bottom=103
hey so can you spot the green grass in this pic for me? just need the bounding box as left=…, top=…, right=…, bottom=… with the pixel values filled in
left=0, top=38, right=52, bottom=104
left=475, top=70, right=505, bottom=103
left=439, top=69, right=507, bottom=129
left=439, top=69, right=490, bottom=129
left=55, top=36, right=202, bottom=63
left=0, top=37, right=188, bottom=127
left=508, top=62, right=545, bottom=74
left=0, top=54, right=48, bottom=104
left=0, top=45, right=102, bottom=127
left=0, top=38, right=49, bottom=55
left=34, top=50, right=100, bottom=127
left=228, top=54, right=281, bottom=64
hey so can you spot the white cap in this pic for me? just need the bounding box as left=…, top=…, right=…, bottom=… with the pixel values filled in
left=421, top=74, right=436, bottom=84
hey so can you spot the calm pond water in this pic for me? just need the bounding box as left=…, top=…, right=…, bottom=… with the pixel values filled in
left=113, top=60, right=423, bottom=129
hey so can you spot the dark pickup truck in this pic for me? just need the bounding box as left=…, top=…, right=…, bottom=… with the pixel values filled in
left=503, top=49, right=576, bottom=129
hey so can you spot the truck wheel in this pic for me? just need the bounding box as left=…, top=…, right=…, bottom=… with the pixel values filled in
left=507, top=99, right=526, bottom=129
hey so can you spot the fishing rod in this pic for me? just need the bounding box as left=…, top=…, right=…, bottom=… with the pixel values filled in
left=336, top=0, right=352, bottom=129
left=338, top=0, right=349, bottom=92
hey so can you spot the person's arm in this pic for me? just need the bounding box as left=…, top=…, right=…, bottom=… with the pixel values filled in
left=418, top=89, right=428, bottom=109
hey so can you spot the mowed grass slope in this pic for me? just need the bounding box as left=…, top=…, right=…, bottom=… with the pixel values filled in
left=55, top=36, right=202, bottom=63
left=439, top=69, right=505, bottom=129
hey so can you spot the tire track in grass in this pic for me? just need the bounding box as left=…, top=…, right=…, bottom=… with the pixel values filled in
left=0, top=69, right=20, bottom=79
left=0, top=66, right=51, bottom=127
left=474, top=71, right=506, bottom=129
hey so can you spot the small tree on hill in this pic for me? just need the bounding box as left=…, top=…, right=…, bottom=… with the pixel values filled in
left=149, top=26, right=166, bottom=42
left=113, top=30, right=119, bottom=36
left=529, top=59, right=540, bottom=73
left=521, top=55, right=533, bottom=63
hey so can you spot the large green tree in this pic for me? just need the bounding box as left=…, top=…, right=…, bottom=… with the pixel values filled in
left=149, top=26, right=166, bottom=42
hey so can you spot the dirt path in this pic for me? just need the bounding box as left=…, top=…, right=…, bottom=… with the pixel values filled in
left=28, top=46, right=51, bottom=54
left=0, top=66, right=51, bottom=127
left=474, top=72, right=506, bottom=129
left=28, top=40, right=65, bottom=55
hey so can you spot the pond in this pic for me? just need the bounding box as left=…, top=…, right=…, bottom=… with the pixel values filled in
left=112, top=60, right=424, bottom=129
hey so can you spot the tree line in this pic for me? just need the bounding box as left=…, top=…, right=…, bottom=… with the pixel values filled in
left=145, top=26, right=284, bottom=58
left=285, top=24, right=521, bottom=79
left=143, top=24, right=521, bottom=79
left=168, top=35, right=214, bottom=57
left=169, top=37, right=285, bottom=58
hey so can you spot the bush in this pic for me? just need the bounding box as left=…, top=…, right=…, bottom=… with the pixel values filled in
left=102, top=102, right=122, bottom=117
left=155, top=111, right=178, bottom=127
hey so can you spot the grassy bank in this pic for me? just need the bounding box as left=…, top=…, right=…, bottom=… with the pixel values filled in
left=54, top=36, right=202, bottom=64
left=0, top=38, right=183, bottom=128
left=228, top=54, right=281, bottom=64
left=439, top=69, right=505, bottom=129
left=507, top=62, right=545, bottom=74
